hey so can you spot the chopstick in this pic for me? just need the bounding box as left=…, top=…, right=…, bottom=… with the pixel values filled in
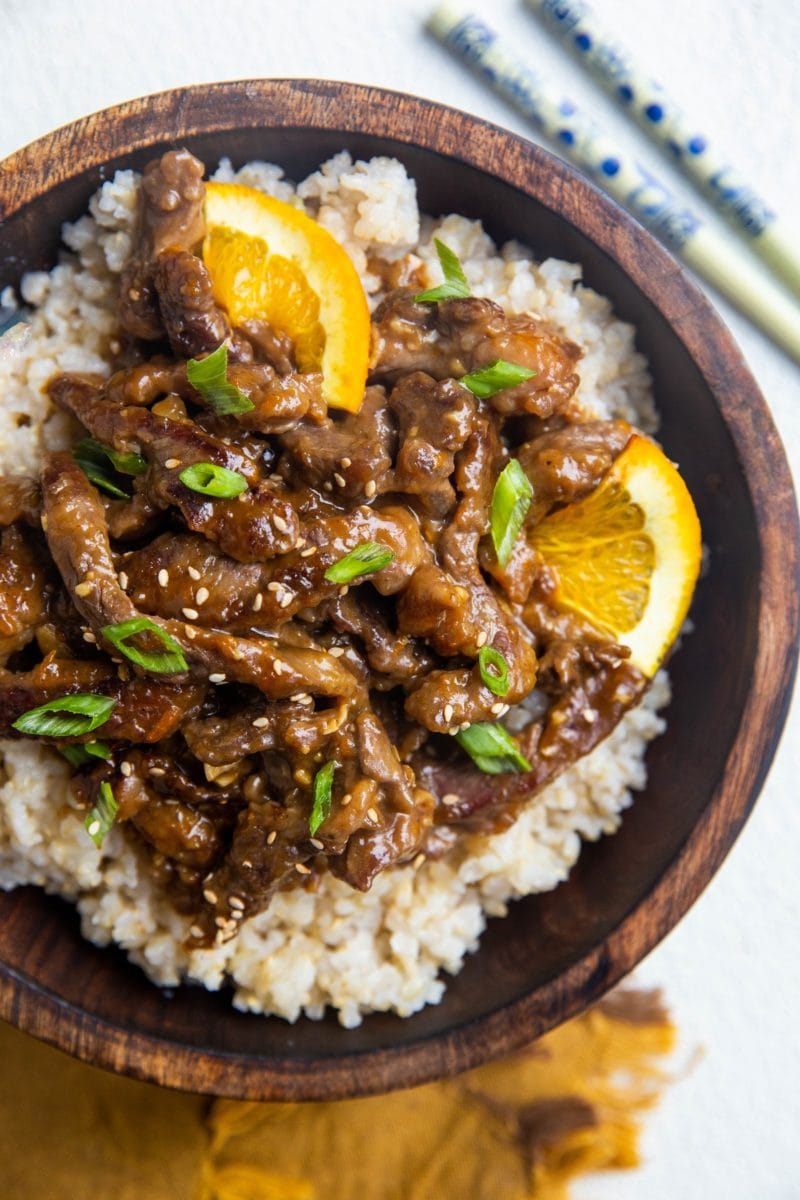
left=524, top=0, right=800, bottom=302
left=428, top=3, right=800, bottom=365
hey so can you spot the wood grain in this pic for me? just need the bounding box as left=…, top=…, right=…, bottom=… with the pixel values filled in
left=0, top=80, right=797, bottom=1101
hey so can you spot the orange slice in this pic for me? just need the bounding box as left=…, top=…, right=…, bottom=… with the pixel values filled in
left=531, top=434, right=701, bottom=677
left=202, top=183, right=370, bottom=412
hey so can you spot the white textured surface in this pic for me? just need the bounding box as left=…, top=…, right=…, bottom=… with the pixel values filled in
left=1, top=0, right=798, bottom=1194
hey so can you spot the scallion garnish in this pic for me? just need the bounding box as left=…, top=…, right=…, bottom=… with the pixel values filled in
left=101, top=617, right=188, bottom=674
left=179, top=461, right=248, bottom=499
left=324, top=542, right=396, bottom=584
left=459, top=359, right=536, bottom=399
left=414, top=239, right=471, bottom=303
left=84, top=781, right=119, bottom=847
left=455, top=723, right=532, bottom=775
left=74, top=440, right=133, bottom=499
left=478, top=645, right=510, bottom=697
left=309, top=760, right=337, bottom=835
left=186, top=343, right=254, bottom=416
left=490, top=459, right=533, bottom=568
left=59, top=740, right=112, bottom=769
left=12, top=694, right=117, bottom=738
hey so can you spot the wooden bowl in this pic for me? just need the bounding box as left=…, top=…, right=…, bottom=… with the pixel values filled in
left=0, top=81, right=797, bottom=1101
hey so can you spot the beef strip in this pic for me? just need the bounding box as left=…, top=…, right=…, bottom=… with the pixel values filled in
left=152, top=248, right=230, bottom=359
left=371, top=290, right=581, bottom=417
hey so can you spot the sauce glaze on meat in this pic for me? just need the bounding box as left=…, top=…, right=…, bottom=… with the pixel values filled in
left=0, top=150, right=646, bottom=946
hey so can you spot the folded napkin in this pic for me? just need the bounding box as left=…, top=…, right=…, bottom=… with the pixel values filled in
left=0, top=988, right=675, bottom=1199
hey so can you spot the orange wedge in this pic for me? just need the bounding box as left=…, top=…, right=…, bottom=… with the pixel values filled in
left=202, top=183, right=370, bottom=412
left=531, top=434, right=701, bottom=677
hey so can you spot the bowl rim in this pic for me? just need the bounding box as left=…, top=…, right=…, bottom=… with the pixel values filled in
left=1, top=78, right=798, bottom=1101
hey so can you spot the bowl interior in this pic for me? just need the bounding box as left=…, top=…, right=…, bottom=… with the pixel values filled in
left=0, top=102, right=790, bottom=1098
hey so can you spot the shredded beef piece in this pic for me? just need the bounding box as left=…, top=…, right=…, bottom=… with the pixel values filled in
left=152, top=249, right=230, bottom=359
left=0, top=476, right=41, bottom=527
left=371, top=289, right=581, bottom=417
left=277, top=386, right=393, bottom=500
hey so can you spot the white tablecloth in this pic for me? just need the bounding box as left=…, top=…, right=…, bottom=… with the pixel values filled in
left=2, top=0, right=798, bottom=1193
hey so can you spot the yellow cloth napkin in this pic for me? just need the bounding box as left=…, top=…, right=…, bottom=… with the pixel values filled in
left=0, top=989, right=675, bottom=1200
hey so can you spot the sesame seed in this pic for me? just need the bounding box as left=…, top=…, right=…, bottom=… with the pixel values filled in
left=413, top=852, right=426, bottom=869
left=476, top=631, right=487, bottom=648
left=120, top=761, right=133, bottom=777
left=267, top=831, right=277, bottom=844
left=273, top=514, right=289, bottom=533
left=340, top=457, right=352, bottom=468
left=341, top=793, right=353, bottom=807
left=273, top=659, right=286, bottom=675
left=190, top=924, right=204, bottom=938
left=459, top=721, right=471, bottom=732
left=214, top=916, right=229, bottom=928
left=323, top=481, right=333, bottom=492
left=75, top=581, right=93, bottom=598
left=309, top=838, right=324, bottom=850
left=188, top=566, right=200, bottom=581
left=203, top=889, right=218, bottom=904
left=252, top=592, right=263, bottom=611
left=442, top=792, right=461, bottom=806
left=550, top=710, right=566, bottom=726
left=195, top=586, right=210, bottom=606
left=241, top=860, right=253, bottom=869
left=87, top=820, right=100, bottom=837
left=334, top=472, right=346, bottom=488
left=443, top=703, right=454, bottom=723
left=252, top=716, right=270, bottom=728
left=295, top=863, right=312, bottom=875
left=209, top=672, right=226, bottom=684
left=182, top=607, right=199, bottom=620
left=328, top=646, right=345, bottom=658
left=83, top=630, right=96, bottom=643
left=269, top=473, right=283, bottom=483
left=294, top=536, right=306, bottom=549
left=229, top=896, right=245, bottom=911
left=184, top=624, right=197, bottom=639
left=540, top=744, right=557, bottom=757
left=118, top=571, right=129, bottom=590
left=149, top=767, right=165, bottom=777
left=158, top=568, right=169, bottom=587
left=582, top=709, right=597, bottom=724
left=490, top=702, right=505, bottom=716
left=164, top=458, right=180, bottom=469
left=267, top=581, right=281, bottom=592
left=364, top=480, right=377, bottom=498
left=290, top=692, right=309, bottom=703
left=300, top=546, right=317, bottom=558
left=40, top=515, right=48, bottom=531
left=339, top=585, right=349, bottom=597
left=279, top=590, right=294, bottom=609
left=231, top=910, right=243, bottom=921
left=367, top=807, right=380, bottom=823
left=230, top=647, right=245, bottom=660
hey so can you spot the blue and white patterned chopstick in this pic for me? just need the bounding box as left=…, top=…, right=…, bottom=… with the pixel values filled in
left=428, top=4, right=800, bottom=364
left=524, top=0, right=800, bottom=301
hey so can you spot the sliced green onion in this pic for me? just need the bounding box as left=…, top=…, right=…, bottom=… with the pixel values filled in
left=101, top=617, right=188, bottom=674
left=13, top=694, right=117, bottom=738
left=455, top=722, right=532, bottom=775
left=309, top=760, right=337, bottom=835
left=459, top=359, right=536, bottom=399
left=414, top=239, right=471, bottom=303
left=491, top=458, right=533, bottom=568
left=324, top=542, right=396, bottom=584
left=59, top=740, right=112, bottom=769
left=186, top=343, right=254, bottom=416
left=84, top=781, right=119, bottom=847
left=478, top=645, right=510, bottom=697
left=179, top=461, right=248, bottom=499
left=78, top=437, right=146, bottom=477
left=73, top=441, right=131, bottom=499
